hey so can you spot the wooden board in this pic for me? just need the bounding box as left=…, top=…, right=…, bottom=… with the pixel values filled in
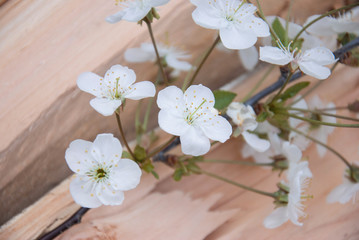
left=0, top=0, right=352, bottom=228
left=1, top=64, right=359, bottom=239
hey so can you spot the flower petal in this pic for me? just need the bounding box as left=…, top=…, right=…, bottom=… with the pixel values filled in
left=125, top=81, right=156, bottom=100
left=91, top=134, right=122, bottom=165
left=220, top=27, right=257, bottom=50
left=305, top=15, right=337, bottom=36
left=124, top=48, right=154, bottom=62
left=96, top=182, right=125, bottom=206
left=184, top=84, right=215, bottom=109
left=106, top=11, right=126, bottom=24
left=180, top=126, right=210, bottom=156
left=263, top=207, right=289, bottom=229
left=298, top=61, right=331, bottom=80
left=105, top=65, right=136, bottom=89
left=282, top=141, right=302, bottom=164
left=259, top=46, right=293, bottom=65
left=65, top=139, right=94, bottom=174
left=238, top=46, right=259, bottom=71
left=90, top=98, right=122, bottom=116
left=109, top=158, right=142, bottom=191
left=166, top=54, right=192, bottom=71
left=77, top=72, right=103, bottom=97
left=122, top=7, right=152, bottom=22
left=243, top=16, right=270, bottom=37
left=158, top=109, right=190, bottom=136
left=302, top=47, right=336, bottom=65
left=70, top=176, right=102, bottom=208
left=191, top=7, right=226, bottom=30
left=157, top=85, right=185, bottom=110
left=151, top=0, right=170, bottom=7
left=200, top=116, right=232, bottom=143
left=242, top=131, right=270, bottom=152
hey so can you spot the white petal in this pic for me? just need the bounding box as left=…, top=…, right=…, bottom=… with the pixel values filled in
left=242, top=131, right=270, bottom=152
left=122, top=7, right=151, bottom=22
left=220, top=27, right=257, bottom=50
left=263, top=207, right=289, bottom=229
left=298, top=61, right=331, bottom=80
left=191, top=8, right=226, bottom=30
left=96, top=182, right=125, bottom=206
left=65, top=139, right=94, bottom=174
left=106, top=11, right=126, bottom=24
left=124, top=48, right=154, bottom=63
left=157, top=85, right=185, bottom=110
left=91, top=134, right=122, bottom=165
left=200, top=116, right=232, bottom=143
left=166, top=54, right=192, bottom=71
left=184, top=84, right=215, bottom=109
left=268, top=132, right=283, bottom=155
left=151, top=0, right=170, bottom=7
left=305, top=15, right=337, bottom=36
left=90, top=98, right=122, bottom=116
left=106, top=65, right=136, bottom=89
left=282, top=141, right=302, bottom=164
left=77, top=72, right=102, bottom=97
left=109, top=158, right=142, bottom=191
left=259, top=46, right=293, bottom=65
left=70, top=176, right=102, bottom=208
left=238, top=46, right=259, bottom=71
left=243, top=17, right=270, bottom=37
left=125, top=81, right=156, bottom=100
left=158, top=109, right=190, bottom=136
left=180, top=126, right=210, bottom=156
left=327, top=183, right=351, bottom=204
left=302, top=47, right=336, bottom=65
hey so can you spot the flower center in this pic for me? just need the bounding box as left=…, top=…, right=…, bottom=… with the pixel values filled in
left=96, top=168, right=107, bottom=179
left=87, top=164, right=112, bottom=182
left=309, top=112, right=322, bottom=129
left=185, top=99, right=207, bottom=125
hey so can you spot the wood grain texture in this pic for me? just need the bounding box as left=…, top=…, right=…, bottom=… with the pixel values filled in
left=0, top=0, right=350, bottom=227
left=1, top=64, right=359, bottom=240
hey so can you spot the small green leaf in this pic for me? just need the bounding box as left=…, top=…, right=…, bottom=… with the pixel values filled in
left=134, top=145, right=147, bottom=162
left=213, top=90, right=237, bottom=111
left=278, top=81, right=310, bottom=101
left=173, top=169, right=184, bottom=181
left=256, top=111, right=268, bottom=122
left=121, top=151, right=133, bottom=160
left=151, top=170, right=159, bottom=179
left=142, top=161, right=154, bottom=173
left=272, top=17, right=287, bottom=46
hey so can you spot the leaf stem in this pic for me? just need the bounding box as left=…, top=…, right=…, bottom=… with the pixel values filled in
left=284, top=107, right=359, bottom=122
left=148, top=136, right=177, bottom=158
left=270, top=71, right=294, bottom=103
left=201, top=159, right=273, bottom=166
left=115, top=111, right=136, bottom=159
left=199, top=169, right=276, bottom=198
left=145, top=18, right=169, bottom=85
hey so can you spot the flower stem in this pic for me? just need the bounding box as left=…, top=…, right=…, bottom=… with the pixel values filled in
left=115, top=111, right=136, bottom=159
left=288, top=126, right=352, bottom=169
left=201, top=159, right=273, bottom=166
left=199, top=169, right=276, bottom=198
left=283, top=112, right=359, bottom=128
left=242, top=65, right=275, bottom=102
left=292, top=3, right=359, bottom=44
left=270, top=71, right=294, bottom=104
left=148, top=136, right=177, bottom=158
left=284, top=107, right=359, bottom=122
left=145, top=18, right=169, bottom=85
left=183, top=34, right=220, bottom=90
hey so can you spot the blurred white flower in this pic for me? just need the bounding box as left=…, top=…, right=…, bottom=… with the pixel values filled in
left=263, top=162, right=312, bottom=229
left=308, top=96, right=336, bottom=158
left=77, top=64, right=155, bottom=116
left=157, top=84, right=232, bottom=156
left=227, top=102, right=270, bottom=152
left=66, top=134, right=142, bottom=208
left=238, top=46, right=259, bottom=71
left=106, top=0, right=170, bottom=23
left=327, top=174, right=359, bottom=204
left=124, top=42, right=192, bottom=76
left=259, top=45, right=336, bottom=80
left=191, top=0, right=269, bottom=49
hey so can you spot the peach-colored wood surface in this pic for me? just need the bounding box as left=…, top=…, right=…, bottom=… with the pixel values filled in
left=1, top=64, right=359, bottom=240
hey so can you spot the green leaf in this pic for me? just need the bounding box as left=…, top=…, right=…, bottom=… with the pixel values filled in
left=151, top=170, right=159, bottom=179
left=142, top=161, right=154, bottom=173
left=256, top=111, right=268, bottom=122
left=121, top=151, right=133, bottom=160
left=173, top=169, right=184, bottom=181
left=213, top=90, right=237, bottom=111
left=134, top=145, right=147, bottom=162
left=272, top=17, right=287, bottom=46
left=278, top=81, right=310, bottom=101
left=338, top=33, right=357, bottom=46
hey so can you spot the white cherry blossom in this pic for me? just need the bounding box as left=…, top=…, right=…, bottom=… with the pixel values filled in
left=191, top=0, right=270, bottom=49
left=227, top=102, right=270, bottom=152
left=106, top=0, right=170, bottom=23
left=259, top=44, right=337, bottom=80
left=77, top=64, right=155, bottom=116
left=327, top=175, right=359, bottom=204
left=157, top=84, right=232, bottom=156
left=66, top=134, right=142, bottom=208
left=124, top=42, right=192, bottom=76
left=238, top=46, right=259, bottom=71
left=263, top=163, right=313, bottom=229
